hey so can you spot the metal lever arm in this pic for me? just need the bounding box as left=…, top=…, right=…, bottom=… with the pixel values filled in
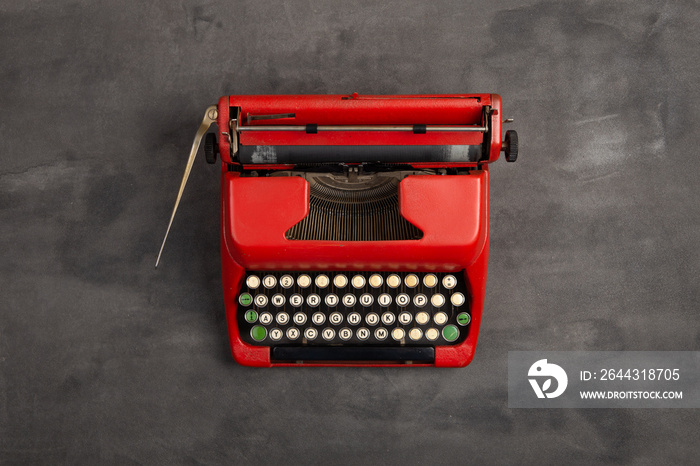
left=155, top=105, right=218, bottom=268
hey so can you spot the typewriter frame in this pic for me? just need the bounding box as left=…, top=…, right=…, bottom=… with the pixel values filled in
left=210, top=94, right=507, bottom=367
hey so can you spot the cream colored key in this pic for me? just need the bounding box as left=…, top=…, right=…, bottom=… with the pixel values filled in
left=415, top=311, right=430, bottom=325
left=409, top=328, right=423, bottom=341
left=286, top=327, right=300, bottom=340
left=423, top=274, right=438, bottom=288
left=434, top=312, right=448, bottom=325
left=359, top=293, right=373, bottom=307
left=442, top=275, right=457, bottom=289
left=391, top=328, right=405, bottom=341
left=357, top=327, right=370, bottom=340
left=334, top=274, right=348, bottom=288
left=269, top=328, right=283, bottom=341
left=451, top=292, right=465, bottom=306
left=369, top=274, right=383, bottom=288
left=315, top=274, right=330, bottom=288
left=352, top=274, right=366, bottom=289
left=263, top=275, right=276, bottom=288
left=425, top=328, right=439, bottom=341
left=431, top=294, right=445, bottom=308
left=297, top=274, right=311, bottom=288
left=386, top=274, right=401, bottom=288
left=378, top=293, right=392, bottom=307
left=304, top=327, right=317, bottom=340
left=339, top=328, right=352, bottom=341
left=365, top=313, right=379, bottom=326
left=246, top=275, right=260, bottom=289
left=279, top=275, right=294, bottom=289
left=404, top=274, right=419, bottom=288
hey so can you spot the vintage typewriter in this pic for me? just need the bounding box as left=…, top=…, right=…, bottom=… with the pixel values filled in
left=158, top=93, right=518, bottom=367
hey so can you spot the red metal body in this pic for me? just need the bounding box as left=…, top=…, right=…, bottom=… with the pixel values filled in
left=217, top=94, right=500, bottom=367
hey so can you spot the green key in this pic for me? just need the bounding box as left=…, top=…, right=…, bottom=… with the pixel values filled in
left=442, top=325, right=459, bottom=342
left=245, top=310, right=258, bottom=323
left=251, top=325, right=267, bottom=342
left=239, top=293, right=252, bottom=306
left=457, top=312, right=471, bottom=326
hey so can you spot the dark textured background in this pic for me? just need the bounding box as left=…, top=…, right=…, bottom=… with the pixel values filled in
left=2, top=0, right=699, bottom=463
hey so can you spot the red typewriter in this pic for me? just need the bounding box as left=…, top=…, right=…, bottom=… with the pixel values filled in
left=158, top=93, right=518, bottom=367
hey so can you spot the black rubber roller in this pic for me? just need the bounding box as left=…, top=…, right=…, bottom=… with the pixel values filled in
left=204, top=132, right=218, bottom=164
left=503, top=130, right=518, bottom=162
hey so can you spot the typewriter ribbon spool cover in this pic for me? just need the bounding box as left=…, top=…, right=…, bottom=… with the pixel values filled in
left=158, top=94, right=518, bottom=367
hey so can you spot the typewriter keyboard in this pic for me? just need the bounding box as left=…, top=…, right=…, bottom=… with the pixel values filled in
left=237, top=271, right=470, bottom=347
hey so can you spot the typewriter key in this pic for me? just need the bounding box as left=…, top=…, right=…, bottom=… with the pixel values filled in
left=357, top=328, right=370, bottom=340
left=322, top=328, right=336, bottom=341
left=290, top=294, right=303, bottom=307
left=334, top=274, right=348, bottom=288
left=431, top=294, right=445, bottom=308
left=239, top=293, right=252, bottom=306
left=378, top=293, right=392, bottom=307
left=404, top=274, right=419, bottom=288
left=293, top=312, right=307, bottom=325
left=352, top=275, right=366, bottom=289
left=297, top=274, right=312, bottom=288
left=457, top=312, right=471, bottom=326
left=365, top=313, right=379, bottom=326
left=381, top=312, right=395, bottom=325
left=246, top=276, right=261, bottom=289
left=442, top=325, right=459, bottom=342
left=280, top=275, right=294, bottom=289
left=251, top=326, right=267, bottom=342
left=386, top=274, right=401, bottom=288
left=450, top=293, right=465, bottom=307
left=269, top=328, right=283, bottom=341
left=360, top=293, right=373, bottom=307
left=325, top=294, right=339, bottom=307
left=244, top=310, right=258, bottom=323
left=260, top=313, right=273, bottom=325
left=398, top=312, right=412, bottom=325
left=374, top=328, right=388, bottom=341
left=304, top=327, right=318, bottom=341
left=347, top=312, right=361, bottom=325
left=342, top=294, right=356, bottom=307
left=413, top=294, right=427, bottom=307
left=329, top=312, right=343, bottom=325
left=396, top=293, right=410, bottom=307
left=425, top=328, right=439, bottom=341
left=442, top=275, right=457, bottom=289
left=271, top=294, right=285, bottom=307
left=263, top=275, right=277, bottom=288
left=276, top=312, right=289, bottom=325
left=286, top=327, right=300, bottom=340
left=339, top=328, right=352, bottom=341
left=369, top=274, right=383, bottom=288
left=254, top=295, right=268, bottom=307
left=423, top=274, right=438, bottom=288
left=312, top=312, right=326, bottom=325
left=316, top=274, right=330, bottom=288
left=415, top=312, right=430, bottom=325
left=391, top=328, right=405, bottom=341
left=307, top=294, right=321, bottom=307
left=409, top=328, right=423, bottom=341
left=433, top=312, right=448, bottom=325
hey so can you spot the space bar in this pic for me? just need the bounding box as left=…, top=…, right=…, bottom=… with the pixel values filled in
left=272, top=346, right=435, bottom=362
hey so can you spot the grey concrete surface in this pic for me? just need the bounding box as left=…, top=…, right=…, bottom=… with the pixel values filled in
left=1, top=0, right=699, bottom=463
